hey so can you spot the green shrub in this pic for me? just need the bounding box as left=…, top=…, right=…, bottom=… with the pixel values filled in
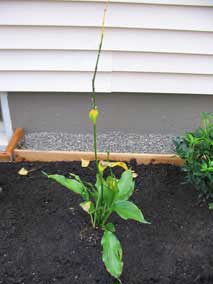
left=174, top=112, right=213, bottom=203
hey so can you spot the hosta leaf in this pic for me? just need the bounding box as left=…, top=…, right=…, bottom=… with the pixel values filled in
left=101, top=230, right=123, bottom=279
left=47, top=174, right=84, bottom=195
left=116, top=170, right=135, bottom=201
left=113, top=200, right=149, bottom=223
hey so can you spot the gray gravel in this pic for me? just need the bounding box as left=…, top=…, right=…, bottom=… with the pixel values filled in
left=19, top=131, right=177, bottom=153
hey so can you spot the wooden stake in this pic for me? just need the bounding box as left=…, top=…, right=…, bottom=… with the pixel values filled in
left=0, top=128, right=24, bottom=161
left=5, top=128, right=24, bottom=155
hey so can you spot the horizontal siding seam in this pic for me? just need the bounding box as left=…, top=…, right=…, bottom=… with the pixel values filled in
left=0, top=48, right=213, bottom=56
left=42, top=0, right=213, bottom=8
left=1, top=48, right=213, bottom=56
left=1, top=70, right=213, bottom=76
left=0, top=24, right=213, bottom=33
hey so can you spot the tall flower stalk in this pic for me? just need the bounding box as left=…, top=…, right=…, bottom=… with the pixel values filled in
left=89, top=0, right=110, bottom=227
left=91, top=0, right=109, bottom=109
left=90, top=0, right=109, bottom=166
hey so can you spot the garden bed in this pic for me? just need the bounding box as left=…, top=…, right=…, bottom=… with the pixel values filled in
left=0, top=161, right=213, bottom=284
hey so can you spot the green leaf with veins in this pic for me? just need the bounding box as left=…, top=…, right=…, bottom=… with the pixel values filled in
left=47, top=174, right=89, bottom=200
left=116, top=170, right=135, bottom=201
left=113, top=200, right=149, bottom=224
left=101, top=230, right=123, bottom=279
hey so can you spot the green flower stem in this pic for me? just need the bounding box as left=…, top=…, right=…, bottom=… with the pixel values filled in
left=91, top=1, right=109, bottom=227
left=90, top=213, right=95, bottom=228
left=93, top=124, right=98, bottom=169
left=92, top=122, right=104, bottom=227
left=91, top=1, right=109, bottom=108
left=92, top=32, right=103, bottom=108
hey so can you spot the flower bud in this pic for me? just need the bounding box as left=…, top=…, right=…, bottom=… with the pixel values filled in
left=108, top=178, right=116, bottom=191
left=89, top=108, right=99, bottom=124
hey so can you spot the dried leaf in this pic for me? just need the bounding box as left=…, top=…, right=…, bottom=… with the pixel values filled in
left=81, top=159, right=90, bottom=168
left=131, top=170, right=138, bottom=178
left=18, top=167, right=29, bottom=176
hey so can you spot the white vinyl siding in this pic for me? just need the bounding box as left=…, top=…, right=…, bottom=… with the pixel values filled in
left=0, top=0, right=212, bottom=94
left=1, top=2, right=213, bottom=32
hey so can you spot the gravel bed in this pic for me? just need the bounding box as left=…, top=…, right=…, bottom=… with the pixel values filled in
left=19, top=131, right=177, bottom=153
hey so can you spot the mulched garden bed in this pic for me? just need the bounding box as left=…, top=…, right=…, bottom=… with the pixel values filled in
left=0, top=161, right=213, bottom=284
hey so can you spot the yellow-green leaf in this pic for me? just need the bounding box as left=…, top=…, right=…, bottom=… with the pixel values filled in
left=98, top=160, right=128, bottom=174
left=110, top=162, right=128, bottom=171
left=80, top=201, right=94, bottom=213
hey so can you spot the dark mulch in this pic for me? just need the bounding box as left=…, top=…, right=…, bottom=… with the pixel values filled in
left=0, top=161, right=213, bottom=284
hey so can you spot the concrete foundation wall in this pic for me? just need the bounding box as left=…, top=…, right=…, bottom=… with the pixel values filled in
left=8, top=92, right=213, bottom=135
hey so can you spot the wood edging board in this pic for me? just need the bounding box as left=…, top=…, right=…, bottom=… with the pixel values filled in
left=0, top=151, right=10, bottom=161
left=13, top=149, right=184, bottom=166
left=0, top=128, right=24, bottom=161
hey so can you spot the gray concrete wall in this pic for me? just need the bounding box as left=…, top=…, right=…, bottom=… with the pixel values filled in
left=8, top=92, right=213, bottom=135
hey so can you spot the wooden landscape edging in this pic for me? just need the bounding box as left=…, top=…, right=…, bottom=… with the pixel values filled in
left=13, top=149, right=184, bottom=166
left=0, top=128, right=24, bottom=161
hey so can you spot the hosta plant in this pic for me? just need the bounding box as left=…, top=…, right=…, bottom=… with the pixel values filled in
left=174, top=112, right=213, bottom=206
left=44, top=160, right=147, bottom=282
left=44, top=2, right=148, bottom=283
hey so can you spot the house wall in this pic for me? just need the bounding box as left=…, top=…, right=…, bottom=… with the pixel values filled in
left=9, top=92, right=213, bottom=135
left=1, top=0, right=213, bottom=135
left=0, top=0, right=213, bottom=94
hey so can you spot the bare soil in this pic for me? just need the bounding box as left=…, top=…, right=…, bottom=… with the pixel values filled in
left=0, top=161, right=213, bottom=284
